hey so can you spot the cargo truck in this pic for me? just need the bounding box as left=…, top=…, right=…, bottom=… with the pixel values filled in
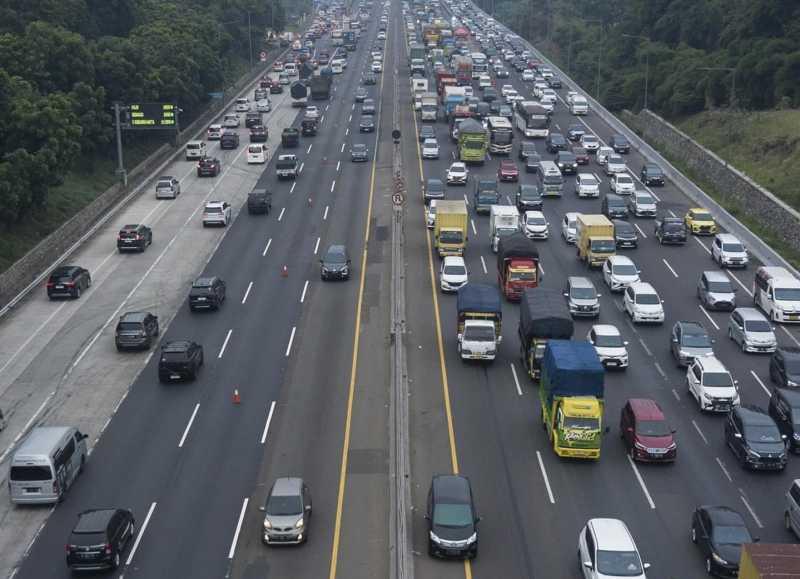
left=489, top=205, right=520, bottom=253
left=519, top=288, right=574, bottom=379
left=436, top=71, right=457, bottom=99
left=473, top=179, right=499, bottom=215
left=421, top=93, right=439, bottom=122
left=576, top=214, right=615, bottom=267
left=290, top=81, right=308, bottom=107
left=343, top=30, right=356, bottom=51
left=457, top=118, right=488, bottom=163
left=310, top=75, right=332, bottom=100
left=539, top=340, right=605, bottom=459
left=497, top=233, right=539, bottom=301
left=434, top=200, right=468, bottom=257
left=456, top=284, right=502, bottom=362
left=739, top=543, right=800, bottom=579
left=452, top=55, right=473, bottom=85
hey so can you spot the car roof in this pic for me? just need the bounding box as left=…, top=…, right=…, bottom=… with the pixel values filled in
left=736, top=404, right=774, bottom=426
left=525, top=210, right=545, bottom=218
left=432, top=474, right=471, bottom=503
left=676, top=320, right=707, bottom=334
left=119, top=311, right=149, bottom=322
left=734, top=307, right=768, bottom=322
left=569, top=276, right=595, bottom=288
left=715, top=232, right=740, bottom=243
left=271, top=477, right=303, bottom=496
left=626, top=398, right=664, bottom=420
left=205, top=201, right=225, bottom=207
left=630, top=281, right=657, bottom=294
left=608, top=255, right=634, bottom=266
left=578, top=173, right=596, bottom=181
left=588, top=519, right=637, bottom=551
left=593, top=324, right=621, bottom=336
left=606, top=194, right=623, bottom=202
left=694, top=355, right=727, bottom=372
left=325, top=244, right=347, bottom=255
left=443, top=256, right=465, bottom=265
left=613, top=220, right=634, bottom=230
left=701, top=506, right=746, bottom=527
left=73, top=509, right=116, bottom=533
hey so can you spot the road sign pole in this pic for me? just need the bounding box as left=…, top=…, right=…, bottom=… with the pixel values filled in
left=113, top=103, right=127, bottom=187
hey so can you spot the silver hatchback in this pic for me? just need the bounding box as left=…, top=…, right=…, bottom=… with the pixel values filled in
left=260, top=477, right=312, bottom=545
left=728, top=307, right=777, bottom=353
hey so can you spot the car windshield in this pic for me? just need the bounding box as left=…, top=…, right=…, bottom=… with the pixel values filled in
left=712, top=525, right=750, bottom=545
left=591, top=240, right=616, bottom=253
left=464, top=326, right=496, bottom=341
left=609, top=156, right=623, bottom=165
left=683, top=332, right=711, bottom=347
left=775, top=288, right=800, bottom=301
left=439, top=231, right=463, bottom=244
left=693, top=212, right=712, bottom=221
left=664, top=223, right=684, bottom=232
left=744, top=320, right=772, bottom=332
left=745, top=425, right=782, bottom=443
left=595, top=333, right=623, bottom=348
left=266, top=495, right=302, bottom=516
left=637, top=419, right=670, bottom=437
left=444, top=265, right=466, bottom=276
left=596, top=550, right=643, bottom=576
left=433, top=503, right=473, bottom=528
left=637, top=194, right=654, bottom=204
left=325, top=251, right=346, bottom=264
left=635, top=293, right=660, bottom=305
left=570, top=287, right=596, bottom=300
left=613, top=264, right=637, bottom=276
left=722, top=243, right=744, bottom=253
left=580, top=177, right=597, bottom=186
left=428, top=181, right=443, bottom=192
left=520, top=188, right=539, bottom=200
left=450, top=166, right=466, bottom=174
left=527, top=215, right=546, bottom=225
left=703, top=371, right=733, bottom=387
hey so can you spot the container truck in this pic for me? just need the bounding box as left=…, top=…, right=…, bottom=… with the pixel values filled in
left=434, top=200, right=468, bottom=257
left=576, top=214, right=615, bottom=267
left=456, top=284, right=502, bottom=362
left=489, top=205, right=520, bottom=253
left=497, top=233, right=539, bottom=301
left=457, top=118, right=488, bottom=163
left=421, top=93, right=439, bottom=122
left=310, top=75, right=332, bottom=100
left=539, top=340, right=605, bottom=459
left=738, top=543, right=800, bottom=579
left=519, top=288, right=573, bottom=380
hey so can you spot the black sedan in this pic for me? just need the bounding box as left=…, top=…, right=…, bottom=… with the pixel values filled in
left=691, top=506, right=755, bottom=577
left=359, top=117, right=375, bottom=133
left=567, top=124, right=586, bottom=142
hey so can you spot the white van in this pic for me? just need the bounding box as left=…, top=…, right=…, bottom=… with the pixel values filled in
left=331, top=61, right=343, bottom=74
left=247, top=143, right=268, bottom=164
left=185, top=140, right=207, bottom=160
left=9, top=426, right=88, bottom=504
left=754, top=266, right=800, bottom=323
left=284, top=62, right=298, bottom=76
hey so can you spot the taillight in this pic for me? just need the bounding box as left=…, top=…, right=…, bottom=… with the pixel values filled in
left=66, top=544, right=73, bottom=554
left=104, top=544, right=112, bottom=555
left=46, top=282, right=54, bottom=288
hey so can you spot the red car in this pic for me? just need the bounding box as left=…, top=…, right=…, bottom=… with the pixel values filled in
left=497, top=160, right=519, bottom=182
left=573, top=146, right=590, bottom=165
left=272, top=60, right=283, bottom=71
left=620, top=398, right=677, bottom=462
left=197, top=156, right=221, bottom=178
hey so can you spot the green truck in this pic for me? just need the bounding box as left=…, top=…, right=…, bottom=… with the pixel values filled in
left=519, top=288, right=573, bottom=379
left=457, top=118, right=488, bottom=164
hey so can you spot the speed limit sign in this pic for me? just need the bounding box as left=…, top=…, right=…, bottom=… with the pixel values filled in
left=392, top=192, right=405, bottom=206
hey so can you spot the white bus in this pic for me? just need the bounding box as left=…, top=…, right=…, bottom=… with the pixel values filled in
left=487, top=116, right=513, bottom=154
left=470, top=52, right=488, bottom=78
left=515, top=101, right=550, bottom=138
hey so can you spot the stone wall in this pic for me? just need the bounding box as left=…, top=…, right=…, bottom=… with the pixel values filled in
left=622, top=108, right=800, bottom=254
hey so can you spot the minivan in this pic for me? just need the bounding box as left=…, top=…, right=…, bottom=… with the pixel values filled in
left=537, top=160, right=563, bottom=197
left=185, top=140, right=206, bottom=160
left=753, top=266, right=800, bottom=323
left=769, top=388, right=800, bottom=453
left=247, top=143, right=268, bottom=164
left=9, top=426, right=88, bottom=504
left=727, top=307, right=777, bottom=353
left=785, top=479, right=800, bottom=538
left=427, top=475, right=479, bottom=559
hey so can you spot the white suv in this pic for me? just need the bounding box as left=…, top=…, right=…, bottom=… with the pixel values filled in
left=440, top=256, right=468, bottom=292
left=624, top=282, right=664, bottom=323
left=686, top=356, right=740, bottom=413
left=578, top=518, right=649, bottom=579
left=603, top=256, right=640, bottom=292
left=575, top=173, right=600, bottom=198
left=202, top=201, right=232, bottom=227
left=711, top=233, right=749, bottom=268
left=610, top=173, right=636, bottom=195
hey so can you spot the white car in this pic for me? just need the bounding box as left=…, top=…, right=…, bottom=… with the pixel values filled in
left=377, top=30, right=386, bottom=40
left=478, top=75, right=492, bottom=89
left=686, top=356, right=740, bottom=413
left=202, top=201, right=232, bottom=227
left=256, top=99, right=271, bottom=112
left=426, top=199, right=438, bottom=229
left=522, top=70, right=534, bottom=82
left=541, top=88, right=557, bottom=101
left=575, top=173, right=600, bottom=198
left=533, top=82, right=548, bottom=98
left=580, top=134, right=600, bottom=153
left=562, top=212, right=579, bottom=243
left=523, top=211, right=549, bottom=239
left=371, top=61, right=383, bottom=73
left=207, top=124, right=223, bottom=140
left=712, top=233, right=749, bottom=268
left=587, top=325, right=629, bottom=369
left=304, top=106, right=320, bottom=119
left=223, top=114, right=240, bottom=128
left=605, top=155, right=627, bottom=176
left=234, top=97, right=250, bottom=112
left=610, top=173, right=636, bottom=195
left=537, top=97, right=554, bottom=112
left=422, top=138, right=440, bottom=159
left=440, top=256, right=468, bottom=292
left=603, top=255, right=640, bottom=292
left=579, top=518, right=649, bottom=579
left=500, top=84, right=515, bottom=97
left=624, top=282, right=664, bottom=324
left=596, top=146, right=614, bottom=165
left=446, top=162, right=469, bottom=185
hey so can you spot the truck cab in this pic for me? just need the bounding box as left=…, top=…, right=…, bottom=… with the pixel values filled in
left=276, top=154, right=299, bottom=179
left=457, top=284, right=502, bottom=362
left=473, top=179, right=499, bottom=215
left=577, top=214, right=616, bottom=267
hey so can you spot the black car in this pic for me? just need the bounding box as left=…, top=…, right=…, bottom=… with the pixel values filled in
left=117, top=224, right=152, bottom=253
left=115, top=311, right=159, bottom=351
left=220, top=131, right=240, bottom=149
left=66, top=508, right=135, bottom=571
left=545, top=132, right=567, bottom=153
left=518, top=141, right=538, bottom=161
left=424, top=178, right=445, bottom=202
left=46, top=265, right=91, bottom=299
left=197, top=156, right=221, bottom=177
left=640, top=162, right=665, bottom=186
left=247, top=187, right=272, bottom=215
left=770, top=347, right=800, bottom=388
left=691, top=506, right=755, bottom=577
left=418, top=124, right=436, bottom=142
left=725, top=405, right=788, bottom=470
left=566, top=124, right=585, bottom=142
left=427, top=474, right=479, bottom=559
left=245, top=112, right=263, bottom=128
left=359, top=117, right=375, bottom=132
left=609, top=134, right=631, bottom=154
left=555, top=151, right=577, bottom=175
left=547, top=75, right=562, bottom=88
left=363, top=73, right=377, bottom=85
left=189, top=276, right=226, bottom=311
left=516, top=184, right=542, bottom=211
left=769, top=387, right=800, bottom=453
left=483, top=87, right=498, bottom=102
left=320, top=244, right=351, bottom=281
left=158, top=340, right=204, bottom=382
left=602, top=195, right=628, bottom=220
left=525, top=155, right=541, bottom=173
left=655, top=217, right=688, bottom=244
left=350, top=143, right=369, bottom=162
left=250, top=125, right=268, bottom=142
left=612, top=219, right=637, bottom=247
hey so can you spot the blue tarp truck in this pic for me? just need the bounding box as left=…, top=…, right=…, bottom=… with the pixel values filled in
left=456, top=284, right=502, bottom=362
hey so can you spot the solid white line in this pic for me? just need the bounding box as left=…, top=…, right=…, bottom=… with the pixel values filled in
left=336, top=160, right=341, bottom=172
left=626, top=455, right=656, bottom=509
left=290, top=182, right=296, bottom=194
left=241, top=282, right=253, bottom=304
left=662, top=258, right=679, bottom=278
left=693, top=237, right=711, bottom=255
left=341, top=143, right=346, bottom=153
left=480, top=256, right=487, bottom=274
left=0, top=391, right=56, bottom=463
left=278, top=207, right=286, bottom=221
left=330, top=180, right=336, bottom=192
left=227, top=498, right=250, bottom=559
left=750, top=370, right=771, bottom=397
left=307, top=143, right=313, bottom=154
left=470, top=219, right=477, bottom=236
left=314, top=237, right=320, bottom=254
left=698, top=305, right=720, bottom=330
left=740, top=495, right=764, bottom=528
left=178, top=404, right=200, bottom=448
left=634, top=224, right=648, bottom=239
left=285, top=326, right=297, bottom=357
left=323, top=205, right=329, bottom=220
left=300, top=280, right=309, bottom=303
left=782, top=327, right=800, bottom=347
left=535, top=451, right=556, bottom=504
left=262, top=238, right=272, bottom=257
left=692, top=420, right=709, bottom=445
left=716, top=456, right=733, bottom=482
left=727, top=270, right=752, bottom=296
left=218, top=329, right=233, bottom=358
left=260, top=401, right=277, bottom=444
left=126, top=502, right=157, bottom=566
left=509, top=363, right=523, bottom=396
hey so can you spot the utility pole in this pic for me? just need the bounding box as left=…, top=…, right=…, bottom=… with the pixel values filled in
left=622, top=33, right=650, bottom=110
left=699, top=66, right=737, bottom=108
left=113, top=103, right=127, bottom=187
left=248, top=11, right=254, bottom=69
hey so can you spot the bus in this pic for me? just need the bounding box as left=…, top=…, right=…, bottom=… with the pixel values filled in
left=514, top=101, right=550, bottom=138
left=487, top=116, right=513, bottom=154
left=470, top=52, right=488, bottom=78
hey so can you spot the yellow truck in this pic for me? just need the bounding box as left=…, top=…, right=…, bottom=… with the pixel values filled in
left=576, top=214, right=615, bottom=268
left=739, top=543, right=800, bottom=579
left=434, top=200, right=468, bottom=257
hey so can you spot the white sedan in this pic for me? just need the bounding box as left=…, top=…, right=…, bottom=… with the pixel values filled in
left=446, top=162, right=469, bottom=185
left=575, top=173, right=600, bottom=198
left=440, top=256, right=468, bottom=292
left=610, top=172, right=636, bottom=195
left=522, top=70, right=535, bottom=82
left=605, top=155, right=628, bottom=176
left=256, top=99, right=271, bottom=112
left=304, top=105, right=320, bottom=119
left=523, top=211, right=549, bottom=239
left=234, top=98, right=250, bottom=112
left=422, top=138, right=440, bottom=159
left=371, top=61, right=383, bottom=73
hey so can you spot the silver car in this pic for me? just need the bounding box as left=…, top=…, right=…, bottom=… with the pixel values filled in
left=260, top=477, right=312, bottom=545
left=728, top=307, right=777, bottom=353
left=564, top=276, right=600, bottom=318
left=697, top=270, right=737, bottom=311
left=155, top=176, right=180, bottom=199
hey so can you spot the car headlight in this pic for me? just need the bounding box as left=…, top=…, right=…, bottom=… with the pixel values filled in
left=465, top=532, right=477, bottom=544
left=793, top=432, right=800, bottom=441
left=634, top=442, right=648, bottom=451
left=429, top=531, right=442, bottom=544
left=788, top=380, right=799, bottom=387
left=747, top=448, right=761, bottom=458
left=264, top=519, right=272, bottom=529
left=295, top=518, right=304, bottom=528
left=702, top=393, right=712, bottom=401
left=712, top=552, right=727, bottom=565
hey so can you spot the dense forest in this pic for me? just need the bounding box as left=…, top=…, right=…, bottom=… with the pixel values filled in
left=0, top=0, right=293, bottom=226
left=476, top=0, right=800, bottom=116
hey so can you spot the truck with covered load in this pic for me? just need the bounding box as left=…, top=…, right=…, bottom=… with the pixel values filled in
left=576, top=214, right=615, bottom=267
left=519, top=288, right=573, bottom=379
left=310, top=75, right=332, bottom=100
left=452, top=55, right=473, bottom=85
left=456, top=284, right=502, bottom=362
left=290, top=81, right=308, bottom=107
left=497, top=232, right=539, bottom=301
left=489, top=205, right=519, bottom=253
left=539, top=340, right=605, bottom=459
left=457, top=118, right=488, bottom=163
left=434, top=200, right=468, bottom=257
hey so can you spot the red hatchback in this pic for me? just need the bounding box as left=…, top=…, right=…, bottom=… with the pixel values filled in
left=620, top=398, right=677, bottom=462
left=497, top=160, right=519, bottom=182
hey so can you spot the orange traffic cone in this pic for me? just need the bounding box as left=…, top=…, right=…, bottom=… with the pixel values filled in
left=232, top=389, right=241, bottom=404
left=281, top=265, right=288, bottom=277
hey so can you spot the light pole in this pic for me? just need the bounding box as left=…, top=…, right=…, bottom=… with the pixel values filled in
left=248, top=11, right=254, bottom=69
left=622, top=33, right=650, bottom=110
left=699, top=66, right=737, bottom=108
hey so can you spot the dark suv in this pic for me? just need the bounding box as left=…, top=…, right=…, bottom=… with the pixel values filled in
left=320, top=245, right=351, bottom=281
left=189, top=276, right=226, bottom=311
left=115, top=311, right=159, bottom=351
left=66, top=508, right=135, bottom=571
left=427, top=474, right=479, bottom=559
left=220, top=130, right=240, bottom=150
left=516, top=184, right=542, bottom=212
left=197, top=156, right=221, bottom=177
left=46, top=265, right=91, bottom=299
left=725, top=405, right=788, bottom=470
left=654, top=217, right=687, bottom=244
left=158, top=340, right=204, bottom=382
left=247, top=188, right=272, bottom=215
left=609, top=134, right=631, bottom=153
left=117, top=224, right=152, bottom=253
left=670, top=321, right=714, bottom=367
left=769, top=388, right=800, bottom=453
left=640, top=163, right=665, bottom=186
left=769, top=347, right=800, bottom=388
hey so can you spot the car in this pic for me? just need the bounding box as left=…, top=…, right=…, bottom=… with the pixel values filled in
left=686, top=355, right=740, bottom=413
left=201, top=200, right=231, bottom=226
left=727, top=307, right=777, bottom=353
left=670, top=321, right=714, bottom=367
left=769, top=388, right=800, bottom=453
left=654, top=217, right=687, bottom=244
left=249, top=124, right=268, bottom=143
left=424, top=178, right=445, bottom=202
left=770, top=347, right=800, bottom=388
left=361, top=98, right=377, bottom=115
left=254, top=88, right=268, bottom=101
left=624, top=282, right=664, bottom=324
left=418, top=124, right=436, bottom=142
left=245, top=111, right=263, bottom=128
left=496, top=67, right=509, bottom=78
left=158, top=340, right=204, bottom=382
left=602, top=194, right=628, bottom=220
left=608, top=134, right=631, bottom=154
left=278, top=73, right=290, bottom=85
left=46, top=265, right=91, bottom=299
left=691, top=506, right=754, bottom=577
left=185, top=140, right=206, bottom=160
left=260, top=477, right=312, bottom=545
left=562, top=212, right=579, bottom=244
left=548, top=75, right=562, bottom=88
left=627, top=191, right=657, bottom=217
left=223, top=113, right=240, bottom=128
left=545, top=133, right=567, bottom=153
left=522, top=210, right=549, bottom=240
left=447, top=162, right=469, bottom=185
left=320, top=244, right=351, bottom=281
left=725, top=405, right=787, bottom=470
left=427, top=474, right=479, bottom=559
left=207, top=124, right=223, bottom=140
left=612, top=220, right=637, bottom=248
left=578, top=518, right=649, bottom=579
left=269, top=80, right=283, bottom=94
left=588, top=324, right=629, bottom=369
left=350, top=143, right=369, bottom=162
left=422, top=138, right=440, bottom=159
left=66, top=508, right=135, bottom=571
left=580, top=134, right=600, bottom=153
left=440, top=256, right=468, bottom=292
left=115, top=311, right=159, bottom=351
left=640, top=163, right=665, bottom=186
left=555, top=151, right=577, bottom=175
left=518, top=141, right=538, bottom=161
left=609, top=173, right=635, bottom=195
left=516, top=184, right=542, bottom=212
left=197, top=156, right=221, bottom=177
left=304, top=105, right=320, bottom=119
left=521, top=69, right=534, bottom=82
left=363, top=72, right=377, bottom=85
left=220, top=130, right=240, bottom=149
left=359, top=116, right=375, bottom=132
left=189, top=276, right=226, bottom=311
left=604, top=155, right=627, bottom=176
left=117, top=224, right=152, bottom=252
left=572, top=146, right=590, bottom=165
left=354, top=87, right=368, bottom=102
left=620, top=399, right=676, bottom=461
left=525, top=155, right=541, bottom=173
left=483, top=87, right=498, bottom=102
left=602, top=255, right=640, bottom=292
left=371, top=60, right=383, bottom=73
left=711, top=233, right=749, bottom=268
left=155, top=176, right=180, bottom=199
left=567, top=124, right=585, bottom=141
left=247, top=187, right=271, bottom=215
left=596, top=146, right=615, bottom=165
left=684, top=208, right=718, bottom=235
left=564, top=276, right=600, bottom=318
left=497, top=159, right=519, bottom=182
left=575, top=173, right=600, bottom=198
